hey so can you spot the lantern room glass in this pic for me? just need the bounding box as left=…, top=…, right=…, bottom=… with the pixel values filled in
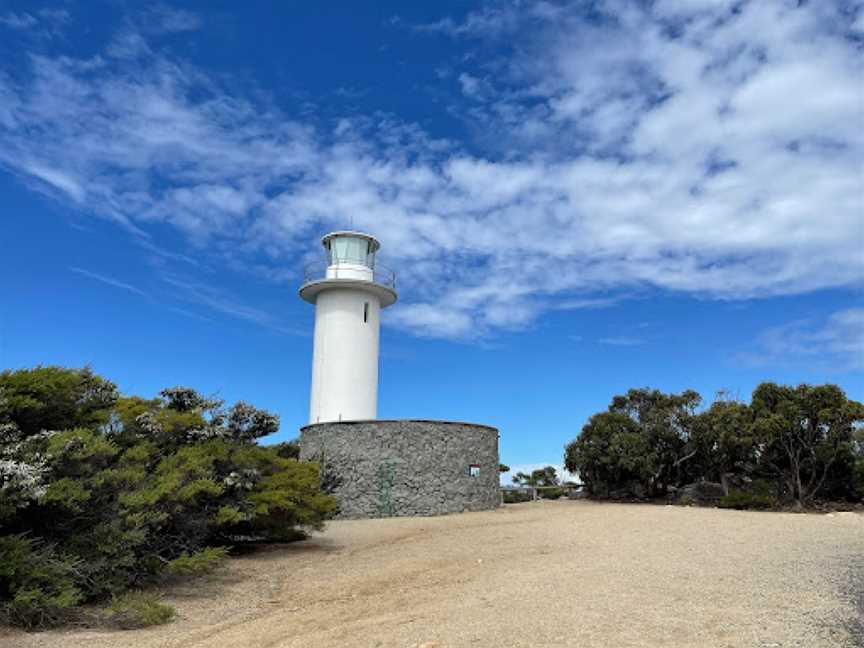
left=327, top=236, right=375, bottom=268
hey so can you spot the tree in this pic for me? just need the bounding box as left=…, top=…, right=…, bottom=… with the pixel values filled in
left=511, top=466, right=562, bottom=499
left=499, top=464, right=510, bottom=473
left=689, top=397, right=756, bottom=494
left=512, top=466, right=559, bottom=487
left=565, top=388, right=701, bottom=498
left=564, top=383, right=862, bottom=506
left=750, top=383, right=864, bottom=507
left=272, top=440, right=301, bottom=459
left=565, top=411, right=645, bottom=496
left=853, top=426, right=864, bottom=501
left=608, top=388, right=701, bottom=496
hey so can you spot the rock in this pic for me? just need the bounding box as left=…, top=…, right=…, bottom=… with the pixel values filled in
left=678, top=481, right=725, bottom=504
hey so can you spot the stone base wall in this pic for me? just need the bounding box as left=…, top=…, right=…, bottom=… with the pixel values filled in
left=299, top=420, right=500, bottom=519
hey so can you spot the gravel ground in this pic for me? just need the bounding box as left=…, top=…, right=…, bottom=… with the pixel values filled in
left=3, top=501, right=862, bottom=648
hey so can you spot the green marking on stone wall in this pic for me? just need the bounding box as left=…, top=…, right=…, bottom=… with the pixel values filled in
left=376, top=460, right=396, bottom=517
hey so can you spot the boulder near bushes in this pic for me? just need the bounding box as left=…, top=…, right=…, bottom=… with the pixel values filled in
left=677, top=481, right=726, bottom=505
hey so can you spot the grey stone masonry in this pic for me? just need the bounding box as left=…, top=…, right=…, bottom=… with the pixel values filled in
left=299, top=419, right=500, bottom=519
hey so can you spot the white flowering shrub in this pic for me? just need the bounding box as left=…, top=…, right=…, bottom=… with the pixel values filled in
left=0, top=366, right=335, bottom=629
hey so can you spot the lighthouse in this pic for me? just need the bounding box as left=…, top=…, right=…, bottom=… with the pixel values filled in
left=299, top=231, right=397, bottom=424
left=298, top=229, right=500, bottom=519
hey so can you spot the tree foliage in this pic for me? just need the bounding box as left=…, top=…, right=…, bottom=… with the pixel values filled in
left=565, top=389, right=701, bottom=498
left=565, top=383, right=863, bottom=507
left=0, top=366, right=336, bottom=628
left=512, top=466, right=559, bottom=487
left=512, top=466, right=563, bottom=499
left=749, top=383, right=864, bottom=506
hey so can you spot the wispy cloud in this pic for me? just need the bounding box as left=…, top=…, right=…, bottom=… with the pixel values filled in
left=736, top=308, right=864, bottom=372
left=2, top=1, right=863, bottom=340
left=160, top=274, right=304, bottom=336
left=555, top=296, right=623, bottom=311
left=37, top=9, right=70, bottom=23
left=69, top=267, right=148, bottom=297
left=597, top=337, right=645, bottom=347
left=69, top=266, right=296, bottom=334
left=0, top=8, right=69, bottom=32
left=148, top=6, right=201, bottom=33
left=164, top=305, right=215, bottom=323
left=0, top=12, right=37, bottom=29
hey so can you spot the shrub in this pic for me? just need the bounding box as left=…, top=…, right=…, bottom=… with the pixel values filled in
left=502, top=490, right=533, bottom=504
left=165, top=547, right=229, bottom=577
left=0, top=366, right=337, bottom=629
left=855, top=458, right=864, bottom=501
left=718, top=491, right=774, bottom=510
left=0, top=535, right=83, bottom=629
left=100, top=592, right=175, bottom=629
left=539, top=487, right=563, bottom=500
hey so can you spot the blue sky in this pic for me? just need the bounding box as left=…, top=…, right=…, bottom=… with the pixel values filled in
left=1, top=1, right=862, bottom=480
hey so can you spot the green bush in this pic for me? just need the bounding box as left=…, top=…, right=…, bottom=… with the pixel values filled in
left=165, top=547, right=229, bottom=576
left=855, top=458, right=864, bottom=501
left=100, top=592, right=174, bottom=629
left=502, top=490, right=533, bottom=504
left=0, top=366, right=337, bottom=629
left=0, top=535, right=82, bottom=628
left=718, top=491, right=775, bottom=510
left=539, top=487, right=563, bottom=500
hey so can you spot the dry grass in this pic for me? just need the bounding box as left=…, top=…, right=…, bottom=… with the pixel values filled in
left=2, top=501, right=862, bottom=648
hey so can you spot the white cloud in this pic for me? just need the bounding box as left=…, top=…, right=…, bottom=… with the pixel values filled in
left=0, top=8, right=70, bottom=32
left=457, top=72, right=494, bottom=100
left=70, top=267, right=147, bottom=296
left=159, top=274, right=304, bottom=336
left=149, top=6, right=201, bottom=33
left=22, top=162, right=85, bottom=202
left=1, top=1, right=862, bottom=340
left=107, top=31, right=152, bottom=60
left=738, top=308, right=864, bottom=371
left=598, top=337, right=645, bottom=347
left=0, top=12, right=37, bottom=29
left=555, top=296, right=622, bottom=311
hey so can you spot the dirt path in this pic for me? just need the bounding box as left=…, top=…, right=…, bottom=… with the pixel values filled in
left=4, top=501, right=863, bottom=648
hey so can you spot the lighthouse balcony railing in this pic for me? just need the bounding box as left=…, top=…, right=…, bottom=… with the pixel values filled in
left=302, top=261, right=397, bottom=291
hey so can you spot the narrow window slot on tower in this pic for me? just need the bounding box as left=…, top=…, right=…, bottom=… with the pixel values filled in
left=363, top=302, right=369, bottom=323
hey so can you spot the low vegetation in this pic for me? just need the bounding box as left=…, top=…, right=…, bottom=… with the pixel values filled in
left=99, top=592, right=175, bottom=630
left=565, top=383, right=864, bottom=509
left=0, top=366, right=336, bottom=629
left=502, top=489, right=533, bottom=504
left=717, top=491, right=774, bottom=511
left=511, top=466, right=566, bottom=499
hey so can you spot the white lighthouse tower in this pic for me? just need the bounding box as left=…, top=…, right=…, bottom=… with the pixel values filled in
left=300, top=231, right=397, bottom=424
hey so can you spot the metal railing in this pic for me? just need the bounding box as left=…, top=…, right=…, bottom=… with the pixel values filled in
left=302, top=261, right=397, bottom=290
